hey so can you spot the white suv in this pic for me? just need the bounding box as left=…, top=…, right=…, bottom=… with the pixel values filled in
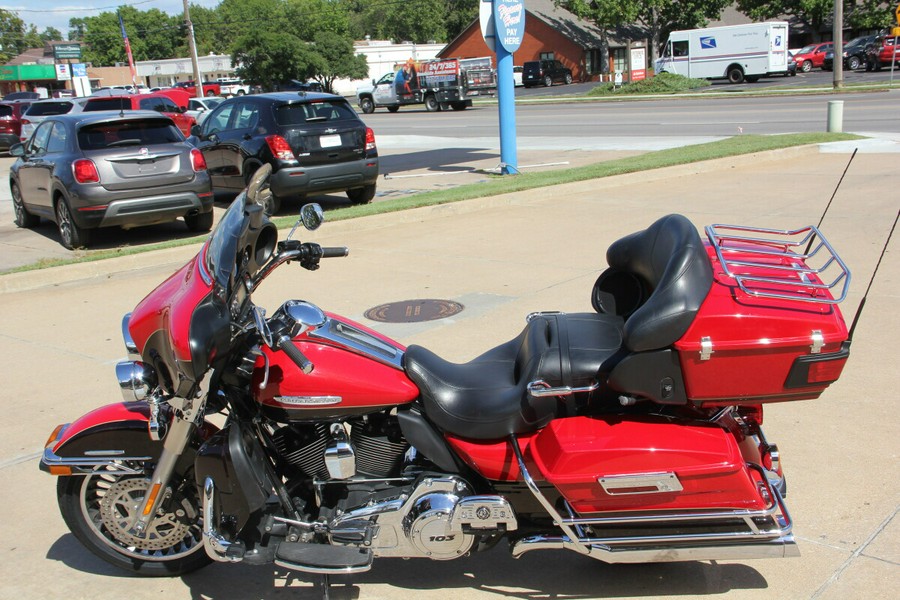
left=19, top=98, right=89, bottom=142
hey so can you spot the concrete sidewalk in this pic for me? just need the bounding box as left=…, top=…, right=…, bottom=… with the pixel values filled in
left=0, top=141, right=897, bottom=599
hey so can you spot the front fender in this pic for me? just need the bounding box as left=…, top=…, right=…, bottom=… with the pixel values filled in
left=40, top=401, right=216, bottom=475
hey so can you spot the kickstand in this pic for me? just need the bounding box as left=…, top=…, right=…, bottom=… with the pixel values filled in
left=320, top=574, right=330, bottom=600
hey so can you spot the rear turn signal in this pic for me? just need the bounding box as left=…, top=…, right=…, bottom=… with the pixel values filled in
left=266, top=135, right=296, bottom=161
left=365, top=127, right=376, bottom=152
left=190, top=148, right=207, bottom=172
left=72, top=158, right=100, bottom=184
left=784, top=341, right=850, bottom=388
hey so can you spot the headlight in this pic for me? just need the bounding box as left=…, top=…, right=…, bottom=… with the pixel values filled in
left=116, top=360, right=156, bottom=402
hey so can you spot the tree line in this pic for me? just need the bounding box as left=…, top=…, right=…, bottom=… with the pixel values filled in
left=2, top=1, right=896, bottom=88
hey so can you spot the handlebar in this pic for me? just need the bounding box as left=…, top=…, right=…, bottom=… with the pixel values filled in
left=250, top=242, right=349, bottom=293
left=277, top=335, right=314, bottom=374
left=320, top=246, right=349, bottom=258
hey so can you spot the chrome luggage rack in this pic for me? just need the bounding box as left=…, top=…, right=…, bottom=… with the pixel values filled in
left=705, top=224, right=851, bottom=304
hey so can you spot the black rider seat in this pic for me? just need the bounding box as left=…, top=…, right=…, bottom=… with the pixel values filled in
left=404, top=313, right=623, bottom=440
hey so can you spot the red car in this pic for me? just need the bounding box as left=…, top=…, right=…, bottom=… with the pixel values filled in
left=173, top=80, right=221, bottom=97
left=793, top=42, right=833, bottom=72
left=0, top=100, right=34, bottom=151
left=81, top=92, right=197, bottom=137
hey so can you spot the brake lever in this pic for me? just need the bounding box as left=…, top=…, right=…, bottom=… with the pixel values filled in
left=252, top=306, right=274, bottom=348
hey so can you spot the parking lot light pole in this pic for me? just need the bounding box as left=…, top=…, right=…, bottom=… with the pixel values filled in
left=833, top=0, right=843, bottom=90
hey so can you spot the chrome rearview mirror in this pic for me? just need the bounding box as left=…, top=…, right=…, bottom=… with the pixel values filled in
left=299, top=203, right=324, bottom=231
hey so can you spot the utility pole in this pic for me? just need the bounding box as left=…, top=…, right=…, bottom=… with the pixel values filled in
left=183, top=0, right=204, bottom=98
left=833, top=0, right=843, bottom=90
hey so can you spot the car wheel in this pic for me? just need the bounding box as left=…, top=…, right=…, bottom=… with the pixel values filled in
left=801, top=60, right=812, bottom=73
left=236, top=90, right=246, bottom=96
left=727, top=67, right=744, bottom=84
left=847, top=56, right=861, bottom=70
left=346, top=184, right=376, bottom=205
left=543, top=76, right=552, bottom=87
left=424, top=95, right=439, bottom=112
left=184, top=211, right=213, bottom=232
left=360, top=97, right=375, bottom=114
left=564, top=73, right=572, bottom=85
left=387, top=105, right=400, bottom=113
left=55, top=198, right=91, bottom=250
left=11, top=181, right=39, bottom=228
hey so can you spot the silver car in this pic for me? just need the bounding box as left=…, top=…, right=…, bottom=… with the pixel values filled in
left=19, top=98, right=89, bottom=143
left=9, top=111, right=213, bottom=249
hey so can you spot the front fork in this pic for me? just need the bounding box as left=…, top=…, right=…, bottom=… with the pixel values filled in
left=130, top=393, right=206, bottom=537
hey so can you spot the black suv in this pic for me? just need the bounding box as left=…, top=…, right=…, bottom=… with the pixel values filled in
left=522, top=60, right=573, bottom=87
left=192, top=92, right=378, bottom=213
left=823, top=34, right=879, bottom=71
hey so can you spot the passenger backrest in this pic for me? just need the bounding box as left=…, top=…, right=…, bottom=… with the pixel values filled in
left=606, top=214, right=713, bottom=352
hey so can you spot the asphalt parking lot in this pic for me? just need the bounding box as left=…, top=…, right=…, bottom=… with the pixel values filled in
left=0, top=138, right=897, bottom=600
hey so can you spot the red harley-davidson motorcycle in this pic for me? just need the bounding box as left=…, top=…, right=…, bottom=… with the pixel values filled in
left=41, top=165, right=855, bottom=591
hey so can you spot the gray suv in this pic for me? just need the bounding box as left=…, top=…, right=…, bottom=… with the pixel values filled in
left=10, top=111, right=213, bottom=249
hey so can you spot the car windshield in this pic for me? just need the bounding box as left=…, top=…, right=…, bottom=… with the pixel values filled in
left=26, top=102, right=74, bottom=116
left=274, top=100, right=357, bottom=126
left=204, top=98, right=223, bottom=109
left=797, top=45, right=815, bottom=54
left=77, top=119, right=183, bottom=150
left=84, top=98, right=131, bottom=111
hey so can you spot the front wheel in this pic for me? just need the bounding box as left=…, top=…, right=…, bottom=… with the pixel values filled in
left=57, top=469, right=210, bottom=576
left=801, top=60, right=812, bottom=73
left=564, top=73, right=573, bottom=85
left=847, top=56, right=861, bottom=70
left=727, top=67, right=745, bottom=84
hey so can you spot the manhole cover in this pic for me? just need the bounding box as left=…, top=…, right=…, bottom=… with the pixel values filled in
left=364, top=299, right=464, bottom=323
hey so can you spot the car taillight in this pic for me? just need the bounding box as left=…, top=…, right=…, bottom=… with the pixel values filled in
left=190, top=148, right=207, bottom=172
left=72, top=159, right=100, bottom=184
left=365, top=127, right=376, bottom=152
left=265, top=135, right=296, bottom=161
left=20, top=119, right=30, bottom=125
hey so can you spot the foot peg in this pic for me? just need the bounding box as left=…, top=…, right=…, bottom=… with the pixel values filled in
left=274, top=541, right=373, bottom=574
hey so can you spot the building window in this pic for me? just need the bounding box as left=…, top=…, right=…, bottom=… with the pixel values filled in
left=586, top=49, right=603, bottom=74
left=612, top=48, right=626, bottom=73
left=539, top=52, right=555, bottom=60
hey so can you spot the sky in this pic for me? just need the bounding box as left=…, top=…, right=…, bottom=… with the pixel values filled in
left=2, top=1, right=221, bottom=38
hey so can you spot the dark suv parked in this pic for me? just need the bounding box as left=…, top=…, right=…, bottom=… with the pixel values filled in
left=522, top=60, right=573, bottom=87
left=824, top=35, right=879, bottom=71
left=193, top=92, right=378, bottom=214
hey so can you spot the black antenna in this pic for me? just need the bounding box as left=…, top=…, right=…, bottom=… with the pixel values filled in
left=805, top=147, right=858, bottom=255
left=847, top=209, right=899, bottom=342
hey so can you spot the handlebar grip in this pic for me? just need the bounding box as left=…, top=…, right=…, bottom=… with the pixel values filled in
left=277, top=336, right=314, bottom=374
left=320, top=246, right=349, bottom=258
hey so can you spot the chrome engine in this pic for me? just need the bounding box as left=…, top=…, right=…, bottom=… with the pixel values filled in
left=327, top=476, right=517, bottom=560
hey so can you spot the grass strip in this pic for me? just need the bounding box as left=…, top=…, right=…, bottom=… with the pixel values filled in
left=2, top=132, right=861, bottom=276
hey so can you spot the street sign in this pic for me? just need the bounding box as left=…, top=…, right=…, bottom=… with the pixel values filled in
left=53, top=43, right=82, bottom=61
left=493, top=0, right=525, bottom=53
left=55, top=64, right=71, bottom=80
left=630, top=47, right=646, bottom=81
left=480, top=0, right=495, bottom=52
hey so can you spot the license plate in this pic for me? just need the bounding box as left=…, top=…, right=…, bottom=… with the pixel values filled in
left=320, top=134, right=341, bottom=148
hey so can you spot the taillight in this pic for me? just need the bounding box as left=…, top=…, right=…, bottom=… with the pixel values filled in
left=784, top=342, right=850, bottom=388
left=265, top=135, right=296, bottom=161
left=72, top=158, right=100, bottom=184
left=20, top=119, right=30, bottom=125
left=365, top=127, right=376, bottom=152
left=190, top=148, right=207, bottom=172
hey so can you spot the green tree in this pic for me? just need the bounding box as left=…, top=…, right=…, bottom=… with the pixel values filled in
left=445, top=0, right=479, bottom=41
left=0, top=9, right=29, bottom=62
left=23, top=24, right=44, bottom=49
left=556, top=1, right=641, bottom=74
left=68, top=18, right=87, bottom=42
left=41, top=27, right=64, bottom=43
left=309, top=31, right=368, bottom=92
left=233, top=29, right=322, bottom=89
left=845, top=1, right=894, bottom=30
left=641, top=0, right=731, bottom=63
left=736, top=0, right=832, bottom=39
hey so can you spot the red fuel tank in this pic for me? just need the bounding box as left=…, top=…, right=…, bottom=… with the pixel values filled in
left=252, top=313, right=419, bottom=422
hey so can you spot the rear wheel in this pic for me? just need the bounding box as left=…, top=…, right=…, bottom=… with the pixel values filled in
left=359, top=97, right=375, bottom=114
left=184, top=210, right=213, bottom=232
left=424, top=95, right=439, bottom=112
left=11, top=181, right=38, bottom=228
left=347, top=184, right=376, bottom=204
left=727, top=66, right=745, bottom=84
left=57, top=468, right=210, bottom=576
left=543, top=75, right=553, bottom=87
left=55, top=198, right=91, bottom=250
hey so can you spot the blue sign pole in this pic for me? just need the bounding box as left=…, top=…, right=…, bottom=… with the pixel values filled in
left=493, top=0, right=525, bottom=175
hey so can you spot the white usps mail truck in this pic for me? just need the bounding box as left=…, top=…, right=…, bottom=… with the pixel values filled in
left=655, top=22, right=789, bottom=84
